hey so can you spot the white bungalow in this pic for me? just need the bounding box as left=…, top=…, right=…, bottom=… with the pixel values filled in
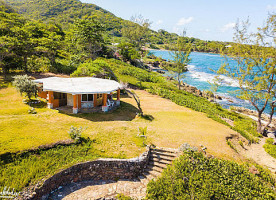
left=34, top=77, right=122, bottom=114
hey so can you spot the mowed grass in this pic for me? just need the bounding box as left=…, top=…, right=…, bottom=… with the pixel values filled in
left=0, top=79, right=246, bottom=191
left=124, top=90, right=242, bottom=160
left=0, top=81, right=241, bottom=160
left=0, top=86, right=145, bottom=157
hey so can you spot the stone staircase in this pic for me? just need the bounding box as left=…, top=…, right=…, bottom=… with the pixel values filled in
left=138, top=147, right=180, bottom=186
left=47, top=147, right=180, bottom=200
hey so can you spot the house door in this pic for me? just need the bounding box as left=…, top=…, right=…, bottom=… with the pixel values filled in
left=55, top=93, right=67, bottom=106
left=59, top=93, right=67, bottom=106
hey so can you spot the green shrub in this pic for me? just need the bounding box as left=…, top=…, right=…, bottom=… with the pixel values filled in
left=238, top=140, right=244, bottom=147
left=117, top=194, right=133, bottom=200
left=12, top=75, right=38, bottom=100
left=146, top=150, right=276, bottom=199
left=28, top=107, right=37, bottom=114
left=264, top=138, right=276, bottom=159
left=226, top=140, right=238, bottom=152
left=68, top=126, right=83, bottom=143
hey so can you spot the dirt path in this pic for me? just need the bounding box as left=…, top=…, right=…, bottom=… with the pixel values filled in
left=240, top=138, right=276, bottom=173
left=48, top=179, right=146, bottom=200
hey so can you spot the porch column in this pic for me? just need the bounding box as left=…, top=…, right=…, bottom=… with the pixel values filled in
left=78, top=94, right=81, bottom=109
left=73, top=94, right=78, bottom=114
left=102, top=93, right=108, bottom=112
left=93, top=94, right=97, bottom=107
left=116, top=89, right=120, bottom=106
left=48, top=91, right=54, bottom=109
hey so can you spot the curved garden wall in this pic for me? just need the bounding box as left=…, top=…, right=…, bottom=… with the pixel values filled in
left=18, top=149, right=150, bottom=200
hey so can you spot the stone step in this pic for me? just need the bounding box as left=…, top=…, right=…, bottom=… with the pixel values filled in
left=150, top=157, right=173, bottom=165
left=149, top=161, right=168, bottom=169
left=151, top=148, right=179, bottom=155
left=144, top=168, right=161, bottom=178
left=142, top=171, right=156, bottom=180
left=138, top=175, right=150, bottom=186
left=151, top=151, right=178, bottom=158
left=150, top=154, right=175, bottom=162
left=147, top=165, right=163, bottom=173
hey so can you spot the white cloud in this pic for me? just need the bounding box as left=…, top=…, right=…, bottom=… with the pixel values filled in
left=156, top=20, right=163, bottom=25
left=205, top=29, right=210, bottom=32
left=172, top=26, right=180, bottom=34
left=176, top=17, right=194, bottom=26
left=267, top=5, right=276, bottom=11
left=220, top=22, right=236, bottom=32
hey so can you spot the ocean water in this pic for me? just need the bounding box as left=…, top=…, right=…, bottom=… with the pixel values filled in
left=150, top=50, right=269, bottom=113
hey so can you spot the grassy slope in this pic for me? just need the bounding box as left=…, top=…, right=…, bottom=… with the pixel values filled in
left=0, top=86, right=145, bottom=157
left=0, top=78, right=241, bottom=160
left=124, top=90, right=241, bottom=160
left=264, top=138, right=276, bottom=159
left=0, top=75, right=246, bottom=191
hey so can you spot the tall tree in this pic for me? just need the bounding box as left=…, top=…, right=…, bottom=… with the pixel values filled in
left=0, top=8, right=26, bottom=75
left=218, top=15, right=276, bottom=135
left=122, top=15, right=151, bottom=50
left=35, top=22, right=65, bottom=68
left=73, top=18, right=106, bottom=60
left=168, top=36, right=192, bottom=89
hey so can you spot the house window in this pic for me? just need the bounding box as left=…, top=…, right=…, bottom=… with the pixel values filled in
left=97, top=94, right=103, bottom=99
left=81, top=94, right=93, bottom=102
left=54, top=92, right=66, bottom=99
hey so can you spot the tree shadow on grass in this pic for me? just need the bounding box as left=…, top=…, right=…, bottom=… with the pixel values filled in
left=64, top=101, right=140, bottom=122
left=140, top=114, right=154, bottom=121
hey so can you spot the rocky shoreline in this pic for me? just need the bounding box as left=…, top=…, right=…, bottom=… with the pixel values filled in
left=143, top=57, right=276, bottom=133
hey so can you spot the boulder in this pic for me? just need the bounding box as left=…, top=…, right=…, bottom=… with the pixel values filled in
left=267, top=132, right=276, bottom=139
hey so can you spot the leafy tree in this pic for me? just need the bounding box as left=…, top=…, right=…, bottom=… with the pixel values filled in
left=35, top=22, right=65, bottom=68
left=168, top=37, right=191, bottom=89
left=117, top=42, right=140, bottom=62
left=0, top=8, right=25, bottom=76
left=73, top=18, right=106, bottom=60
left=71, top=59, right=117, bottom=80
left=218, top=15, right=276, bottom=135
left=122, top=15, right=151, bottom=50
left=13, top=75, right=37, bottom=100
left=207, top=75, right=222, bottom=100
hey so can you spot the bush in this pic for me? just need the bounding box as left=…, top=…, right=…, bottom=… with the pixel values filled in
left=12, top=75, right=38, bottom=100
left=146, top=150, right=276, bottom=199
left=264, top=138, right=276, bottom=159
left=28, top=107, right=37, bottom=114
left=68, top=126, right=83, bottom=143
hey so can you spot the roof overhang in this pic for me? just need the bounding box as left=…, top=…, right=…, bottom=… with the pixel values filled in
left=33, top=77, right=122, bottom=95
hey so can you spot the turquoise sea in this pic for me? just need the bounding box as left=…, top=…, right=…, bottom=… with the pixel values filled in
left=150, top=50, right=269, bottom=114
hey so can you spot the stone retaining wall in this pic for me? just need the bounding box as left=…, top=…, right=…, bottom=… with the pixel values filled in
left=18, top=148, right=150, bottom=200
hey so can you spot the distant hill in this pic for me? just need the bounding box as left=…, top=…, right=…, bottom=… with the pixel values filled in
left=5, top=0, right=181, bottom=44
left=4, top=0, right=230, bottom=52
left=5, top=0, right=127, bottom=36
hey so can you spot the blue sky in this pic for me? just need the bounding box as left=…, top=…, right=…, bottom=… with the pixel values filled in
left=81, top=0, right=276, bottom=42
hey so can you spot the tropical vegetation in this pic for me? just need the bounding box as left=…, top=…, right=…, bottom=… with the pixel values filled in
left=219, top=15, right=276, bottom=135
left=147, top=148, right=276, bottom=199
left=0, top=0, right=275, bottom=197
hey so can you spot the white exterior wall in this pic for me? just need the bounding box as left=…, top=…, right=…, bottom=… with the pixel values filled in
left=67, top=93, right=73, bottom=106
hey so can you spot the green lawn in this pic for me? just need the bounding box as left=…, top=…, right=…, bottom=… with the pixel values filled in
left=0, top=76, right=259, bottom=192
